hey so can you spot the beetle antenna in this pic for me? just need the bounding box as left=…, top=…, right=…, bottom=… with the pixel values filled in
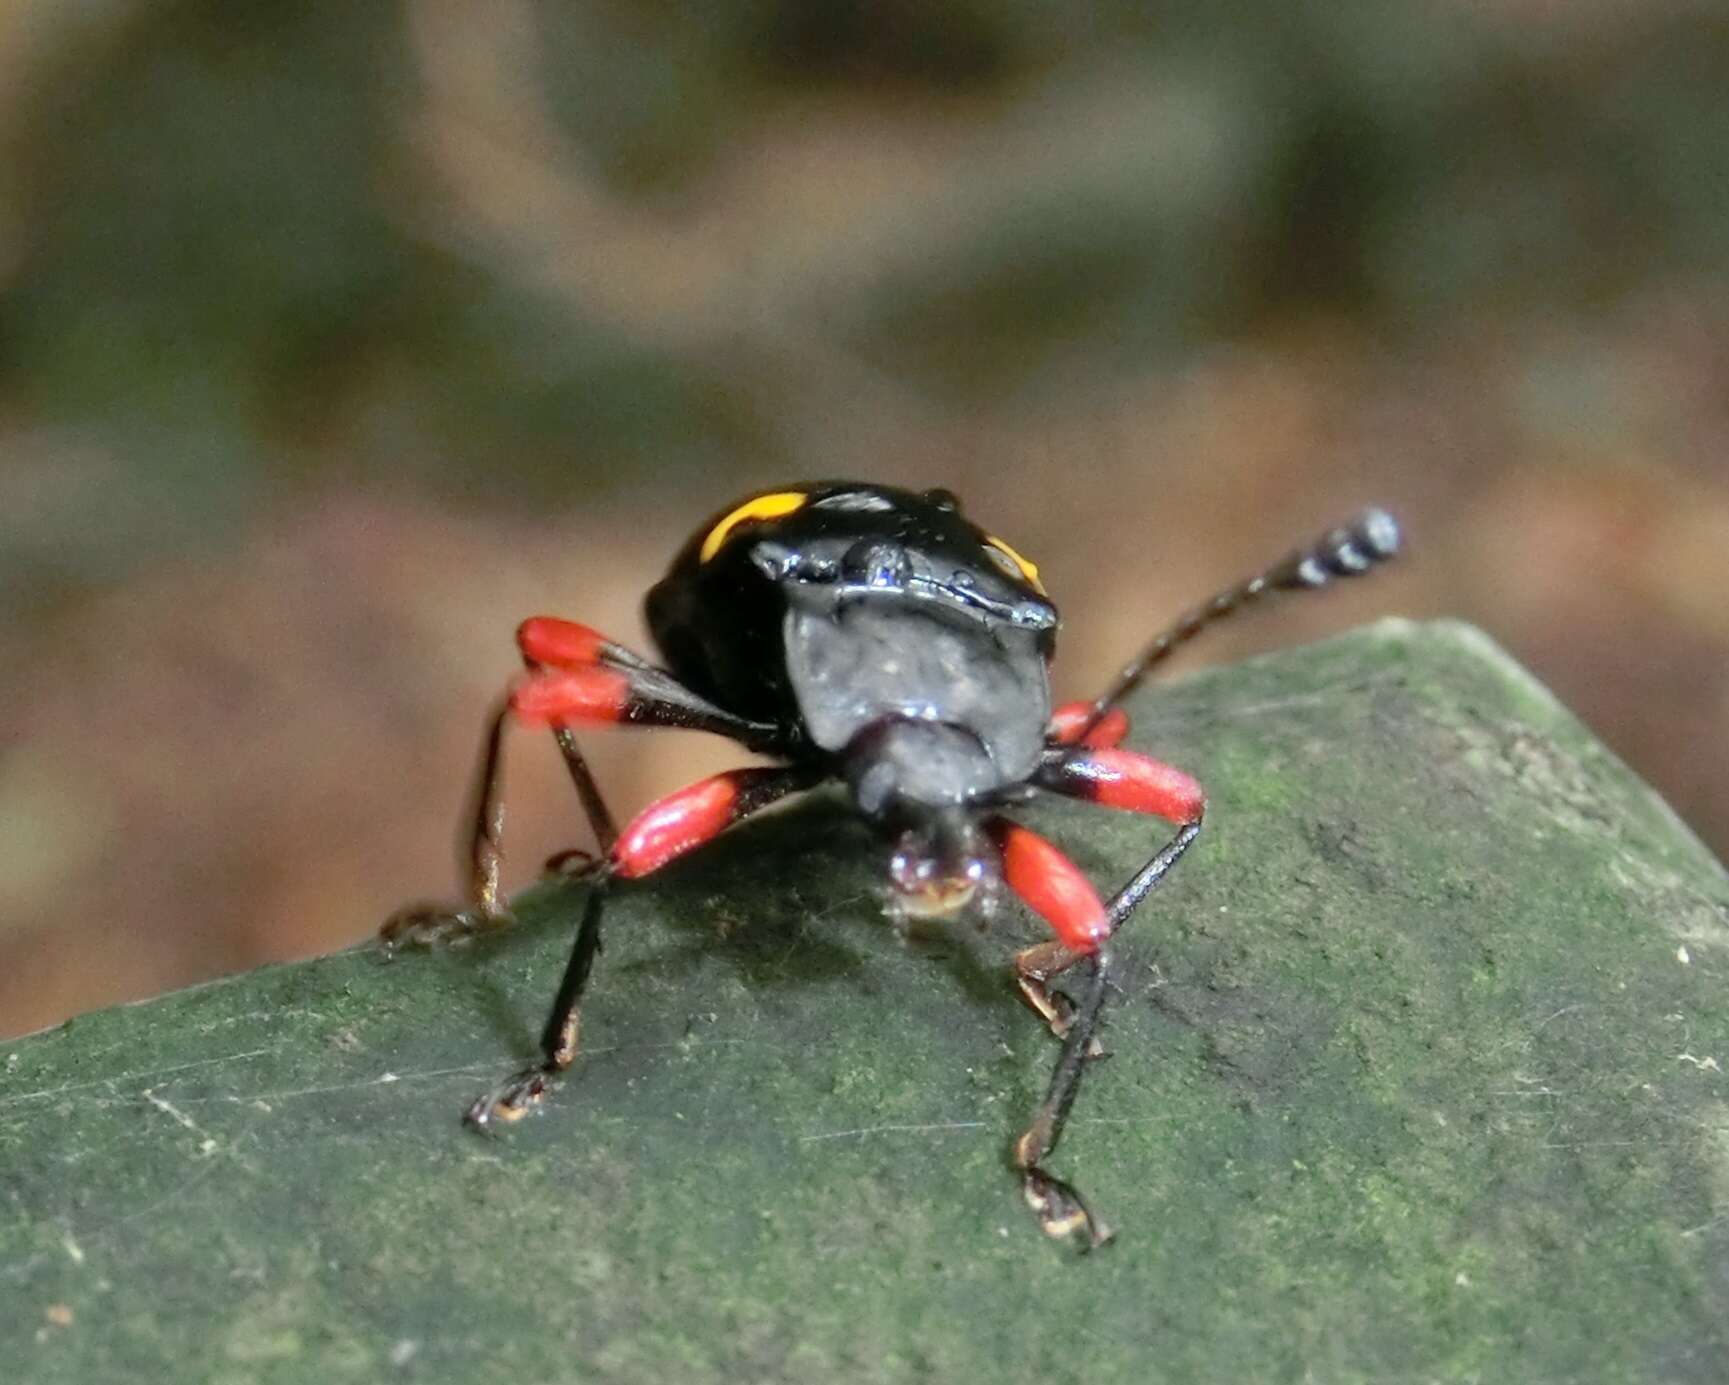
left=1080, top=508, right=1401, bottom=731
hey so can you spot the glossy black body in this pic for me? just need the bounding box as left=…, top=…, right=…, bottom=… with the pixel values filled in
left=645, top=483, right=1059, bottom=794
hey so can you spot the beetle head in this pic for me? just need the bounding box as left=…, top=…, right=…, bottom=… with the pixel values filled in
left=844, top=716, right=1003, bottom=919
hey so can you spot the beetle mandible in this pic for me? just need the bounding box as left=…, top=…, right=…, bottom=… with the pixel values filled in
left=386, top=481, right=1401, bottom=1248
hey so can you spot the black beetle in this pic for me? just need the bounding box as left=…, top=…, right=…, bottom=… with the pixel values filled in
left=387, top=481, right=1400, bottom=1247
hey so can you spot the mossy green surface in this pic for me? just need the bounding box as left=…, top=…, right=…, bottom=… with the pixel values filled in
left=4, top=620, right=1727, bottom=1383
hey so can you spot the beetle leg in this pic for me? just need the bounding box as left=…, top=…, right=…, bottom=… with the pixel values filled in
left=510, top=663, right=783, bottom=748
left=1032, top=755, right=1206, bottom=1013
left=991, top=807, right=1203, bottom=1249
left=514, top=612, right=785, bottom=750
left=515, top=615, right=657, bottom=674
left=988, top=821, right=1109, bottom=951
left=988, top=821, right=1111, bottom=1053
left=515, top=617, right=652, bottom=858
left=605, top=766, right=823, bottom=879
left=463, top=881, right=607, bottom=1127
left=381, top=617, right=794, bottom=951
left=380, top=692, right=627, bottom=950
left=1011, top=939, right=1096, bottom=1046
left=380, top=697, right=518, bottom=949
left=465, top=765, right=821, bottom=1129
left=1035, top=746, right=1205, bottom=825
left=1002, top=750, right=1202, bottom=1044
left=1012, top=948, right=1118, bottom=1250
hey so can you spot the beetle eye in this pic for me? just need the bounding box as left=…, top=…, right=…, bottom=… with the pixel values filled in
left=923, top=488, right=961, bottom=513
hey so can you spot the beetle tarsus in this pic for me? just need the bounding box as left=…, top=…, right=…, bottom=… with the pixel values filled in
left=1015, top=974, right=1108, bottom=1057
left=541, top=847, right=600, bottom=878
left=1014, top=939, right=1109, bottom=1053
left=1022, top=1166, right=1114, bottom=1250
left=465, top=1068, right=551, bottom=1130
left=379, top=902, right=513, bottom=953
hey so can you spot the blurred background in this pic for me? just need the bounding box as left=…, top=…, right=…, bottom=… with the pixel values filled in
left=2, top=0, right=1727, bottom=1038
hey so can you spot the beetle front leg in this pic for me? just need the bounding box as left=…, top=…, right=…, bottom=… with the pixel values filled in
left=985, top=820, right=1115, bottom=1245
left=1012, top=939, right=1098, bottom=1048
left=1011, top=948, right=1118, bottom=1250
left=990, top=810, right=1203, bottom=1248
left=1009, top=747, right=1204, bottom=1043
left=466, top=880, right=607, bottom=1127
left=991, top=821, right=1113, bottom=1053
left=465, top=765, right=820, bottom=1130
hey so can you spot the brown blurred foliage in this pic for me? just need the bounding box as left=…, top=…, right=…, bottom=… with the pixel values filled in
left=1, top=0, right=1727, bottom=1036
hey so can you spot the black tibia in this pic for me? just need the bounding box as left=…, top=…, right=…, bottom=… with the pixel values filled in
left=467, top=700, right=512, bottom=919
left=1078, top=508, right=1401, bottom=738
left=552, top=726, right=617, bottom=853
left=1013, top=816, right=1202, bottom=1044
left=466, top=882, right=608, bottom=1130
left=380, top=699, right=516, bottom=948
left=1010, top=814, right=1203, bottom=1248
left=1106, top=816, right=1203, bottom=930
left=379, top=695, right=626, bottom=952
left=1013, top=950, right=1117, bottom=1250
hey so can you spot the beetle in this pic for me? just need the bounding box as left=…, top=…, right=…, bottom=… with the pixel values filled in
left=386, top=481, right=1400, bottom=1248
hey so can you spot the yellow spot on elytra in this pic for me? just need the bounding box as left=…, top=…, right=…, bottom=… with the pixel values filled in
left=699, top=491, right=808, bottom=563
left=983, top=534, right=1046, bottom=594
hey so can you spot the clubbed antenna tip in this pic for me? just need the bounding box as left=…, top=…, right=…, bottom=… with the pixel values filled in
left=1281, top=508, right=1403, bottom=589
left=1081, top=504, right=1404, bottom=730
left=1355, top=507, right=1402, bottom=558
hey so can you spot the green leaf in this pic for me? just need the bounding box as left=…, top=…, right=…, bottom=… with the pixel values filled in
left=5, top=620, right=1727, bottom=1382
